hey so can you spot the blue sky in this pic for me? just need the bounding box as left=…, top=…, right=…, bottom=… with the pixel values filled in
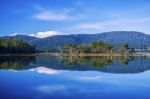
left=0, top=0, right=150, bottom=38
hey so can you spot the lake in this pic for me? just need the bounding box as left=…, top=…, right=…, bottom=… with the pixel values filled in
left=0, top=55, right=150, bottom=99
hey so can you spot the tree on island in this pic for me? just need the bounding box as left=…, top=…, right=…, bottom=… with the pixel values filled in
left=119, top=43, right=129, bottom=53
left=58, top=41, right=133, bottom=54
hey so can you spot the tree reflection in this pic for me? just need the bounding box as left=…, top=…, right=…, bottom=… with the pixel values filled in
left=0, top=56, right=35, bottom=70
left=58, top=56, right=135, bottom=68
left=118, top=57, right=135, bottom=65
left=0, top=55, right=137, bottom=72
left=90, top=57, right=114, bottom=68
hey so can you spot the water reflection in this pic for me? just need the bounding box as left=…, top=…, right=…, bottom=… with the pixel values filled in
left=0, top=56, right=150, bottom=73
left=58, top=56, right=134, bottom=67
left=57, top=56, right=150, bottom=73
left=0, top=68, right=150, bottom=99
left=0, top=56, right=150, bottom=99
left=0, top=56, right=35, bottom=70
left=29, top=67, right=63, bottom=75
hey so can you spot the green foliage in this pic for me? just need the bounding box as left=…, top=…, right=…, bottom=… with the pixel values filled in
left=58, top=41, right=133, bottom=54
left=0, top=38, right=36, bottom=53
left=59, top=41, right=115, bottom=53
left=119, top=43, right=128, bottom=53
left=63, top=44, right=77, bottom=53
left=90, top=41, right=114, bottom=53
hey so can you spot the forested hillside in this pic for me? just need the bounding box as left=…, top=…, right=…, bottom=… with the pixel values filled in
left=0, top=39, right=36, bottom=53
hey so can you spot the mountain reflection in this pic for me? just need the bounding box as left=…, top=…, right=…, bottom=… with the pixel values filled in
left=57, top=56, right=150, bottom=73
left=0, top=56, right=150, bottom=73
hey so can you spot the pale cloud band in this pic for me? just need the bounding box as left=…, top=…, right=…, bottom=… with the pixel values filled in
left=33, top=11, right=69, bottom=21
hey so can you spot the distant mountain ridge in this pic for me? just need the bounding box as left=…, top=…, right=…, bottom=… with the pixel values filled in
left=1, top=31, right=150, bottom=48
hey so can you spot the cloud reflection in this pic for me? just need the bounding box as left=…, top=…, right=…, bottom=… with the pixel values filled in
left=36, top=84, right=66, bottom=93
left=77, top=76, right=102, bottom=80
left=29, top=67, right=63, bottom=75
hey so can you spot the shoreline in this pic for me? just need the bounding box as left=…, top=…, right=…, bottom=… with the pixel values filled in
left=42, top=53, right=150, bottom=56
left=0, top=53, right=150, bottom=56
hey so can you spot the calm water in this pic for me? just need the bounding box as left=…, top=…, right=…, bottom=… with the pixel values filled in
left=0, top=56, right=150, bottom=99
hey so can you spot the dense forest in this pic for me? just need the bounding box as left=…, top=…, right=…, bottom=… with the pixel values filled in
left=58, top=41, right=134, bottom=53
left=0, top=38, right=36, bottom=53
left=0, top=38, right=134, bottom=54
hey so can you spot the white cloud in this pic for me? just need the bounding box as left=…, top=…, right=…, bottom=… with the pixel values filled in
left=10, top=30, right=63, bottom=38
left=11, top=32, right=19, bottom=36
left=75, top=16, right=150, bottom=34
left=29, top=30, right=63, bottom=38
left=29, top=67, right=63, bottom=75
left=28, top=33, right=35, bottom=37
left=33, top=11, right=69, bottom=21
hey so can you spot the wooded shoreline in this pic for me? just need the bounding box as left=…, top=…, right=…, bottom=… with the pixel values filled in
left=0, top=53, right=150, bottom=56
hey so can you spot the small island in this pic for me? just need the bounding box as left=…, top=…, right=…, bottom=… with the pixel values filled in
left=55, top=41, right=135, bottom=56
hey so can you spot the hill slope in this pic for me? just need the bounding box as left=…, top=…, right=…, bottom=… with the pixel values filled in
left=30, top=31, right=150, bottom=48
left=1, top=31, right=150, bottom=48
